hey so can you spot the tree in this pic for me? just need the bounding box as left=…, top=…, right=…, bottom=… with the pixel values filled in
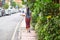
left=22, top=0, right=35, bottom=11
left=3, top=3, right=9, bottom=9
left=22, top=0, right=60, bottom=40
left=34, top=0, right=60, bottom=40
left=11, top=2, right=16, bottom=7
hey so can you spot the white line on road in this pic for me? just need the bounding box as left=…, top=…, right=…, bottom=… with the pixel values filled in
left=18, top=16, right=25, bottom=40
left=11, top=16, right=23, bottom=40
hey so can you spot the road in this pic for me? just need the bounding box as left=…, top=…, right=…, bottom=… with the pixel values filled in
left=0, top=13, right=23, bottom=40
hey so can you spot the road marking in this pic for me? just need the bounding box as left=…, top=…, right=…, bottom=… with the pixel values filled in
left=18, top=19, right=23, bottom=40
left=11, top=16, right=23, bottom=40
left=18, top=16, right=25, bottom=40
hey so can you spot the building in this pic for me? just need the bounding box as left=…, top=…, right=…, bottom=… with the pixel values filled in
left=0, top=0, right=2, bottom=7
left=5, top=0, right=22, bottom=7
left=5, top=0, right=9, bottom=3
left=2, top=0, right=5, bottom=5
left=13, top=0, right=22, bottom=8
left=14, top=0, right=22, bottom=3
left=5, top=0, right=10, bottom=6
left=5, top=0, right=13, bottom=6
left=14, top=0, right=22, bottom=5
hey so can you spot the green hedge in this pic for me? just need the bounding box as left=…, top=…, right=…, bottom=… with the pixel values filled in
left=31, top=0, right=60, bottom=40
left=36, top=16, right=60, bottom=40
left=22, top=0, right=60, bottom=40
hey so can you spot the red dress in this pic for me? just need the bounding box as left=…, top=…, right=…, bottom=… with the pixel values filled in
left=25, top=18, right=30, bottom=29
left=25, top=8, right=31, bottom=29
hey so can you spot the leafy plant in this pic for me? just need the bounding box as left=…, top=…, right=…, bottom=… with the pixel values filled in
left=11, top=2, right=16, bottom=8
left=3, top=3, right=9, bottom=9
left=22, top=0, right=60, bottom=40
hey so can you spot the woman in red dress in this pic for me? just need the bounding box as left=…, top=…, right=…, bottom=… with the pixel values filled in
left=25, top=7, right=31, bottom=32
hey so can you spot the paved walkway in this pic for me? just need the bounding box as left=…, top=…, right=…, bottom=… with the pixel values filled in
left=20, top=17, right=37, bottom=40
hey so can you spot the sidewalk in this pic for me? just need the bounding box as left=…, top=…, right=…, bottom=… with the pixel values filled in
left=20, top=17, right=37, bottom=40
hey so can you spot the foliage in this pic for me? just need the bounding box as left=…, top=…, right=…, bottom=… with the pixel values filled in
left=11, top=2, right=16, bottom=7
left=22, top=0, right=36, bottom=11
left=17, top=4, right=22, bottom=8
left=32, top=0, right=60, bottom=27
left=31, top=0, right=60, bottom=40
left=22, top=0, right=60, bottom=40
left=35, top=16, right=60, bottom=40
left=3, top=3, right=9, bottom=9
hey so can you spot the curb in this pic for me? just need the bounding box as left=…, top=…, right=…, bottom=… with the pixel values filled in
left=11, top=16, right=24, bottom=40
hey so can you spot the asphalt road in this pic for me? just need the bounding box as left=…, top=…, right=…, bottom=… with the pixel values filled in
left=0, top=13, right=23, bottom=40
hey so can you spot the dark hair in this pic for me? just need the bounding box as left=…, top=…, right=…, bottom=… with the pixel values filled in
left=27, top=7, right=29, bottom=11
left=27, top=7, right=30, bottom=15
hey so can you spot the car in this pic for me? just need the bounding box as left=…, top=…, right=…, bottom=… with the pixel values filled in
left=0, top=8, right=6, bottom=16
left=15, top=9, right=19, bottom=13
left=0, top=12, right=2, bottom=17
left=19, top=8, right=21, bottom=12
left=19, top=8, right=26, bottom=16
left=6, top=7, right=15, bottom=14
left=7, top=8, right=14, bottom=14
left=5, top=9, right=13, bottom=15
left=0, top=8, right=2, bottom=17
left=1, top=9, right=5, bottom=16
left=5, top=9, right=11, bottom=15
left=5, top=6, right=18, bottom=15
left=12, top=8, right=17, bottom=13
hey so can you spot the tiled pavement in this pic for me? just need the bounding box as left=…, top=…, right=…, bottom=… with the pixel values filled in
left=20, top=30, right=36, bottom=40
left=20, top=17, right=37, bottom=40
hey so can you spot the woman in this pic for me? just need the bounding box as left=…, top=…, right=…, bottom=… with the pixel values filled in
left=25, top=7, right=31, bottom=32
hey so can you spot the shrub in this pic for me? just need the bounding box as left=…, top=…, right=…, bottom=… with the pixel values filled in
left=36, top=16, right=60, bottom=40
left=3, top=3, right=9, bottom=9
left=11, top=2, right=16, bottom=8
left=32, top=0, right=60, bottom=40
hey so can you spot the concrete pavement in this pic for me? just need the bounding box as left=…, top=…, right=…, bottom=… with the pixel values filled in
left=19, top=16, right=37, bottom=40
